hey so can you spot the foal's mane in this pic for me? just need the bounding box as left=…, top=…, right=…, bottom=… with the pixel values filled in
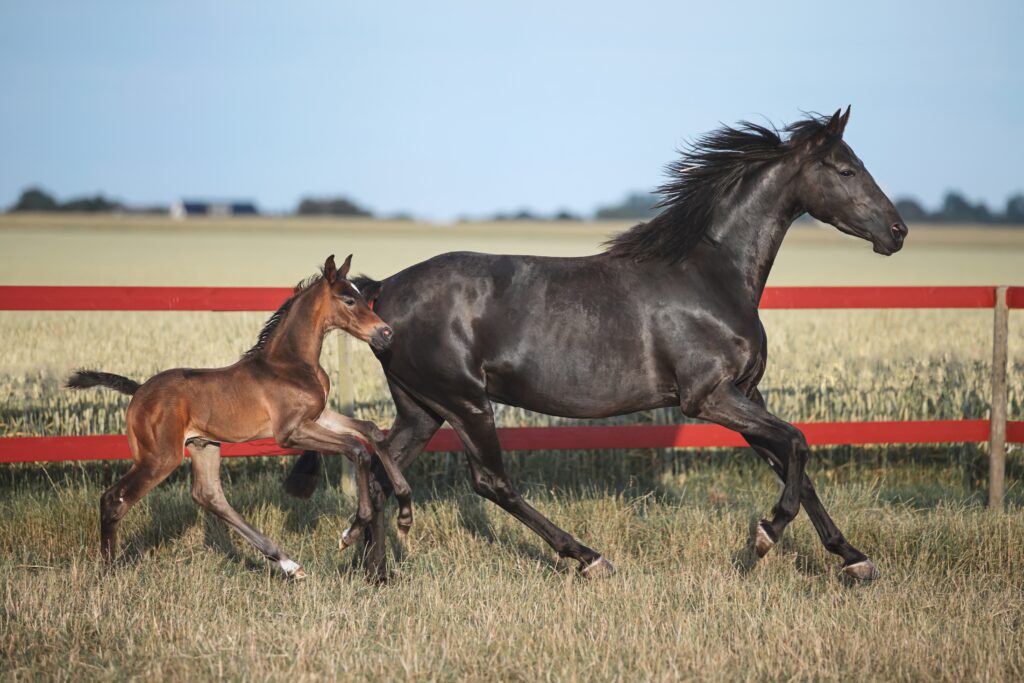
left=242, top=272, right=325, bottom=359
left=603, top=113, right=834, bottom=264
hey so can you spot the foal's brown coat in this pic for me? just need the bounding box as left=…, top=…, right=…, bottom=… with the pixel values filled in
left=68, top=255, right=411, bottom=577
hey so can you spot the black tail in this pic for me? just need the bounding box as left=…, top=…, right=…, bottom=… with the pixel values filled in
left=282, top=451, right=323, bottom=499
left=66, top=370, right=141, bottom=396
left=352, top=275, right=383, bottom=307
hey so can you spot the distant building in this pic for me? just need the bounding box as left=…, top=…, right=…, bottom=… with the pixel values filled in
left=170, top=200, right=259, bottom=219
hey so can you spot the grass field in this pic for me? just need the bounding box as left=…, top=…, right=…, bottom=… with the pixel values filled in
left=2, top=215, right=1023, bottom=680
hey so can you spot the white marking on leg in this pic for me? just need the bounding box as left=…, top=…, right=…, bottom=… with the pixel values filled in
left=279, top=558, right=300, bottom=576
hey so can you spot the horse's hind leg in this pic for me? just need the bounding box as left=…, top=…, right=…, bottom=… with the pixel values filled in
left=187, top=440, right=304, bottom=579
left=365, top=380, right=442, bottom=581
left=314, top=410, right=415, bottom=539
left=446, top=398, right=612, bottom=578
left=338, top=446, right=375, bottom=551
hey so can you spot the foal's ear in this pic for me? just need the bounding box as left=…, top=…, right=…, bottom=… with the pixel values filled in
left=324, top=254, right=337, bottom=283
left=339, top=254, right=352, bottom=280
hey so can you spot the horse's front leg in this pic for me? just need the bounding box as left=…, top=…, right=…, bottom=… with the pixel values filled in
left=694, top=381, right=809, bottom=559
left=315, top=410, right=415, bottom=540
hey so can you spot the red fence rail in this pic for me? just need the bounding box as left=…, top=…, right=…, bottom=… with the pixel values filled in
left=0, top=285, right=1008, bottom=311
left=1, top=285, right=1021, bottom=500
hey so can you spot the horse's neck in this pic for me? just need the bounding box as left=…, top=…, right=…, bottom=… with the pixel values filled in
left=264, top=292, right=327, bottom=368
left=700, top=162, right=801, bottom=306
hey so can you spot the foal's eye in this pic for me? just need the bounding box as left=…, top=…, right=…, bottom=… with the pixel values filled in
left=342, top=297, right=356, bottom=307
left=839, top=169, right=855, bottom=177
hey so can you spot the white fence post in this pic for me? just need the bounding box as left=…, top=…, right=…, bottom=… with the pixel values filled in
left=989, top=286, right=1009, bottom=508
left=337, top=333, right=356, bottom=496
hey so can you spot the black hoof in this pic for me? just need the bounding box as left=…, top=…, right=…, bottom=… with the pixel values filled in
left=754, top=521, right=776, bottom=558
left=842, top=559, right=881, bottom=581
left=579, top=556, right=616, bottom=579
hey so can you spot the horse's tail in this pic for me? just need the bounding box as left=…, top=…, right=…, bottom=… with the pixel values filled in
left=66, top=370, right=141, bottom=396
left=282, top=451, right=323, bottom=499
left=352, top=275, right=383, bottom=308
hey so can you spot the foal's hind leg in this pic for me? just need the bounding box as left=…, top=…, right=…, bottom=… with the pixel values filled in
left=100, top=433, right=183, bottom=562
left=187, top=440, right=304, bottom=579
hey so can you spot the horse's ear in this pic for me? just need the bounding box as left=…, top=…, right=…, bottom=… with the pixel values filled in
left=339, top=254, right=352, bottom=280
left=838, top=105, right=851, bottom=135
left=823, top=107, right=845, bottom=138
left=324, top=255, right=337, bottom=283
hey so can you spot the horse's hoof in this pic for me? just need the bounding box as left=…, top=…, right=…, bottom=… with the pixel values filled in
left=580, top=556, right=616, bottom=579
left=754, top=521, right=776, bottom=558
left=339, top=529, right=354, bottom=551
left=279, top=558, right=305, bottom=580
left=842, top=559, right=880, bottom=582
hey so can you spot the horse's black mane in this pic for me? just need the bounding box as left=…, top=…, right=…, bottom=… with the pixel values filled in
left=603, top=114, right=834, bottom=264
left=242, top=272, right=324, bottom=359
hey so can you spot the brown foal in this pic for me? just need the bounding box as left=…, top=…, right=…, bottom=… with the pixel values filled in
left=67, top=254, right=412, bottom=578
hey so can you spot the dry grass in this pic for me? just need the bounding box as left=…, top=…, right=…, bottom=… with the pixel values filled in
left=2, top=457, right=1023, bottom=681
left=2, top=217, right=1023, bottom=680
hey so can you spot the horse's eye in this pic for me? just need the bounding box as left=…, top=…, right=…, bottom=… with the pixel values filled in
left=342, top=297, right=356, bottom=307
left=839, top=169, right=855, bottom=177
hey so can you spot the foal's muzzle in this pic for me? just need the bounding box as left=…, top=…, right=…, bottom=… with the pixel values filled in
left=370, top=325, right=394, bottom=351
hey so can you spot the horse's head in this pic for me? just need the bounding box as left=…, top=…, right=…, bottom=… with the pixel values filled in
left=321, top=254, right=393, bottom=350
left=791, top=107, right=907, bottom=255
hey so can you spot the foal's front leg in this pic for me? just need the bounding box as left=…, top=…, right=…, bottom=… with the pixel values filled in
left=187, top=440, right=305, bottom=579
left=277, top=420, right=379, bottom=551
left=315, top=410, right=415, bottom=540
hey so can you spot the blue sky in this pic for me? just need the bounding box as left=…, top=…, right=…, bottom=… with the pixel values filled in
left=1, top=1, right=1020, bottom=220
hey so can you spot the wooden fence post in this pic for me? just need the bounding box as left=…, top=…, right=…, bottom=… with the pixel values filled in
left=336, top=333, right=356, bottom=496
left=989, top=285, right=1009, bottom=508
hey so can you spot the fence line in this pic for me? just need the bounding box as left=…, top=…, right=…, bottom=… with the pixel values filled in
left=1, top=285, right=1020, bottom=502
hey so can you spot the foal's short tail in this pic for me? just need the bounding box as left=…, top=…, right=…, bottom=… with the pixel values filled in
left=66, top=370, right=141, bottom=396
left=283, top=451, right=323, bottom=499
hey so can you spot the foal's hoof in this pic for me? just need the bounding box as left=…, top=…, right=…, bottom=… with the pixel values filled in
left=580, top=556, right=616, bottom=579
left=396, top=525, right=411, bottom=549
left=279, top=559, right=306, bottom=580
left=754, top=521, right=776, bottom=558
left=842, top=559, right=881, bottom=582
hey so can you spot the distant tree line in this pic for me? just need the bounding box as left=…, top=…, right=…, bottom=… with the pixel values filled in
left=295, top=196, right=372, bottom=217
left=593, top=190, right=1024, bottom=224
left=9, top=187, right=124, bottom=213
left=894, top=192, right=1024, bottom=225
left=7, top=186, right=1024, bottom=224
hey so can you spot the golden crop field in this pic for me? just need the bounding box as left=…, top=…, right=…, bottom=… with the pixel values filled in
left=2, top=215, right=1023, bottom=680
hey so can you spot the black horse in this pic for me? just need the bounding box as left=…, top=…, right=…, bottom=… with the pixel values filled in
left=287, top=107, right=905, bottom=581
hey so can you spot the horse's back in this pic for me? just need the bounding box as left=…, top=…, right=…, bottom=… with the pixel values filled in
left=374, top=251, right=679, bottom=416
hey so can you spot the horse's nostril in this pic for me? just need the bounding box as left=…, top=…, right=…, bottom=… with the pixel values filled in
left=891, top=222, right=907, bottom=240
left=381, top=327, right=393, bottom=338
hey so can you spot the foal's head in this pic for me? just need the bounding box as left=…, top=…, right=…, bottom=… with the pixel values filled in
left=789, top=107, right=907, bottom=255
left=320, top=254, right=394, bottom=350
